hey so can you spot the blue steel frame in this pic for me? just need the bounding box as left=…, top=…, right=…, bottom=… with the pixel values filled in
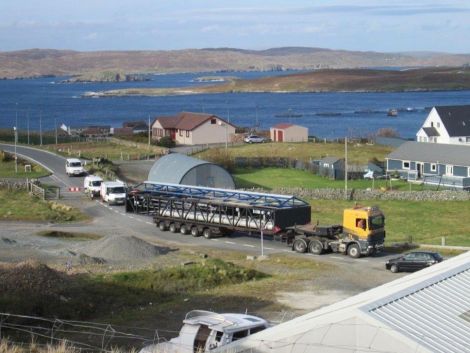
left=137, top=181, right=309, bottom=209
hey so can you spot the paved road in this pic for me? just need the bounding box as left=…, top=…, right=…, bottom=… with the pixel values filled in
left=0, top=143, right=397, bottom=268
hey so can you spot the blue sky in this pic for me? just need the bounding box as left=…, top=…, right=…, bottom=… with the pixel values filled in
left=0, top=0, right=469, bottom=53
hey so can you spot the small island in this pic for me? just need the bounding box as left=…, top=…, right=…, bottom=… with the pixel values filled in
left=87, top=67, right=470, bottom=97
left=62, top=71, right=151, bottom=83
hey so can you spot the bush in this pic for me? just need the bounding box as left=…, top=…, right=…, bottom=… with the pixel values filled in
left=157, top=136, right=175, bottom=148
left=0, top=150, right=14, bottom=162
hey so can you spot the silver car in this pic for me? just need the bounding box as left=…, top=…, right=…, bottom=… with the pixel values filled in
left=244, top=135, right=266, bottom=143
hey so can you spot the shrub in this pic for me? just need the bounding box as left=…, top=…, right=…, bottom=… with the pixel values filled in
left=156, top=136, right=175, bottom=148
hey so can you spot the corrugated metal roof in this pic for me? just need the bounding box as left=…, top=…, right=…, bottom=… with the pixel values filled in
left=387, top=141, right=470, bottom=166
left=366, top=265, right=470, bottom=353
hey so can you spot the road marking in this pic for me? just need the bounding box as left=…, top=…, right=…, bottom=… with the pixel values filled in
left=128, top=216, right=135, bottom=219
left=211, top=239, right=219, bottom=242
left=264, top=247, right=274, bottom=250
left=243, top=244, right=255, bottom=248
left=114, top=210, right=120, bottom=213
left=282, top=249, right=290, bottom=252
left=145, top=222, right=153, bottom=225
left=331, top=256, right=345, bottom=260
left=120, top=213, right=126, bottom=216
left=225, top=241, right=236, bottom=244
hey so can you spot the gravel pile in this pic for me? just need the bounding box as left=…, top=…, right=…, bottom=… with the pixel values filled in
left=78, top=235, right=166, bottom=262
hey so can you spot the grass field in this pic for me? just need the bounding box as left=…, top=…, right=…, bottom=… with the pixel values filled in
left=0, top=189, right=87, bottom=222
left=199, top=141, right=393, bottom=164
left=41, top=141, right=165, bottom=161
left=309, top=199, right=470, bottom=246
left=0, top=158, right=49, bottom=179
left=233, top=167, right=424, bottom=191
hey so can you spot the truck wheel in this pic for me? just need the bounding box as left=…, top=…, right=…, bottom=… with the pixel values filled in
left=390, top=264, right=399, bottom=273
left=293, top=239, right=307, bottom=253
left=158, top=221, right=167, bottom=231
left=203, top=228, right=212, bottom=239
left=169, top=223, right=178, bottom=233
left=347, top=244, right=361, bottom=258
left=190, top=226, right=200, bottom=237
left=308, top=240, right=324, bottom=255
left=180, top=224, right=189, bottom=235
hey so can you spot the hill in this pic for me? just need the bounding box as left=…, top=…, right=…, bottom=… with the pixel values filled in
left=95, top=67, right=470, bottom=96
left=1, top=47, right=470, bottom=79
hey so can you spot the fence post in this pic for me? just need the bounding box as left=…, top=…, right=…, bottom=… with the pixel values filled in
left=441, top=237, right=446, bottom=246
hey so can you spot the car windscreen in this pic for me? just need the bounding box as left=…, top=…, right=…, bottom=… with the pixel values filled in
left=109, top=187, right=125, bottom=194
left=369, top=215, right=384, bottom=230
left=91, top=181, right=101, bottom=187
left=70, top=162, right=82, bottom=167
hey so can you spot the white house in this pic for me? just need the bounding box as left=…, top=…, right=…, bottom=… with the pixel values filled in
left=416, top=105, right=470, bottom=145
left=151, top=112, right=236, bottom=145
left=270, top=123, right=308, bottom=142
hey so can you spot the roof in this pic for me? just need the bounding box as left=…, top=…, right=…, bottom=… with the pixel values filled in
left=153, top=112, right=236, bottom=131
left=387, top=141, right=470, bottom=166
left=320, top=156, right=343, bottom=165
left=272, top=123, right=293, bottom=129
left=422, top=126, right=440, bottom=137
left=219, top=251, right=470, bottom=353
left=435, top=105, right=470, bottom=137
left=184, top=310, right=268, bottom=333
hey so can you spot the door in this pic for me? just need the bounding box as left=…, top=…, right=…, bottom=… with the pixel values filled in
left=277, top=130, right=283, bottom=142
left=416, top=163, right=423, bottom=179
left=170, top=130, right=176, bottom=140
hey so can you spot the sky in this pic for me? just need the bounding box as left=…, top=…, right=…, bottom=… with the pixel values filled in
left=0, top=0, right=469, bottom=53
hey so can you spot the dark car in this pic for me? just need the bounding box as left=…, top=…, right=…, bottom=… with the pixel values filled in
left=385, top=251, right=443, bottom=273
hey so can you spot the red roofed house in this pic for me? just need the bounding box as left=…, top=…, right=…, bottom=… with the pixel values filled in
left=270, top=123, right=308, bottom=142
left=151, top=112, right=236, bottom=145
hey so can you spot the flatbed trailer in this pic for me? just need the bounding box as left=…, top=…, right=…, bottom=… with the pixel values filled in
left=126, top=182, right=311, bottom=239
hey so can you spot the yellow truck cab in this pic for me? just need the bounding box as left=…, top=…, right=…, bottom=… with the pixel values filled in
left=291, top=205, right=386, bottom=258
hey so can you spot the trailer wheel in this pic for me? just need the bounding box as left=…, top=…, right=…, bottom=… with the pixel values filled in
left=293, top=239, right=308, bottom=253
left=158, top=221, right=167, bottom=231
left=203, top=228, right=212, bottom=239
left=308, top=240, right=324, bottom=255
left=180, top=224, right=189, bottom=235
left=190, top=226, right=200, bottom=237
left=347, top=244, right=361, bottom=258
left=169, top=223, right=178, bottom=233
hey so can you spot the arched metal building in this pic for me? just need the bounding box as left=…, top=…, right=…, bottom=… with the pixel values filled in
left=147, top=153, right=235, bottom=189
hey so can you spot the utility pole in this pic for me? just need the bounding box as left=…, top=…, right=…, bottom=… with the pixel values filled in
left=344, top=137, right=348, bottom=200
left=13, top=127, right=18, bottom=173
left=27, top=111, right=30, bottom=145
left=55, top=117, right=58, bottom=146
left=39, top=111, right=43, bottom=146
left=148, top=115, right=151, bottom=149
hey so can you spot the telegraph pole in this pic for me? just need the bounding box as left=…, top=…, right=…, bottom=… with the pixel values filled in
left=39, top=111, right=43, bottom=146
left=344, top=137, right=348, bottom=200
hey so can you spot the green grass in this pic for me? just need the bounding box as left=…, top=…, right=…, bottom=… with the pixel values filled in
left=198, top=141, right=393, bottom=164
left=234, top=167, right=423, bottom=191
left=0, top=159, right=49, bottom=178
left=36, top=230, right=102, bottom=241
left=0, top=189, right=87, bottom=222
left=41, top=141, right=165, bottom=161
left=309, top=199, right=470, bottom=246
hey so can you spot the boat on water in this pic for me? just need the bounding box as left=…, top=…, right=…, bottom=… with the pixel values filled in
left=274, top=112, right=303, bottom=118
left=387, top=109, right=398, bottom=117
left=139, top=310, right=269, bottom=353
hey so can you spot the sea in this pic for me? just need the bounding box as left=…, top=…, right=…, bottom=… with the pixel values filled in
left=1, top=70, right=470, bottom=139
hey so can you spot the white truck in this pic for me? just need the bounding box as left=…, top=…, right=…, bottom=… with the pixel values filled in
left=83, top=175, right=103, bottom=198
left=65, top=158, right=85, bottom=177
left=100, top=180, right=126, bottom=205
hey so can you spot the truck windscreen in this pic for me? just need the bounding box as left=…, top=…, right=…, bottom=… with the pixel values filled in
left=369, top=215, right=384, bottom=230
left=70, top=162, right=82, bottom=167
left=110, top=187, right=125, bottom=194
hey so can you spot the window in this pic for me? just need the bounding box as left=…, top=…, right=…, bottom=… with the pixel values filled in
left=446, top=165, right=453, bottom=176
left=211, top=118, right=217, bottom=124
left=431, top=122, right=434, bottom=127
left=430, top=163, right=437, bottom=172
left=179, top=129, right=183, bottom=136
left=250, top=326, right=266, bottom=335
left=437, top=122, right=440, bottom=128
left=468, top=167, right=470, bottom=177
left=355, top=218, right=367, bottom=230
left=403, top=161, right=410, bottom=170
left=466, top=137, right=470, bottom=143
left=186, top=130, right=190, bottom=138
left=232, top=330, right=249, bottom=341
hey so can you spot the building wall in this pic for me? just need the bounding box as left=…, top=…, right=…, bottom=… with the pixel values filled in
left=190, top=119, right=235, bottom=145
left=151, top=120, right=166, bottom=140
left=270, top=126, right=308, bottom=142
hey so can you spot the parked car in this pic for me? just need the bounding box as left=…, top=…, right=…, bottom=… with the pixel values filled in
left=244, top=135, right=266, bottom=143
left=385, top=251, right=443, bottom=273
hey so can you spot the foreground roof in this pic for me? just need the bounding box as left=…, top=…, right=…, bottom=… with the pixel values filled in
left=435, top=105, right=470, bottom=137
left=154, top=111, right=235, bottom=131
left=387, top=141, right=470, bottom=166
left=218, top=251, right=470, bottom=353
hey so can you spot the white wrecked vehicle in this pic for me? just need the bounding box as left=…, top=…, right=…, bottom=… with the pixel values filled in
left=140, top=310, right=268, bottom=353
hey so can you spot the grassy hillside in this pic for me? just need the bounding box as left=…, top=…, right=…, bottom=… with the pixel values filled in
left=2, top=47, right=470, bottom=79
left=98, top=67, right=470, bottom=96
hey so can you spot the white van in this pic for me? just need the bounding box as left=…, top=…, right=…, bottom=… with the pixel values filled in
left=83, top=175, right=103, bottom=197
left=100, top=180, right=126, bottom=205
left=65, top=158, right=85, bottom=177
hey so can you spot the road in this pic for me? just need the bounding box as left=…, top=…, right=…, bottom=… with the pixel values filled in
left=0, top=143, right=397, bottom=268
